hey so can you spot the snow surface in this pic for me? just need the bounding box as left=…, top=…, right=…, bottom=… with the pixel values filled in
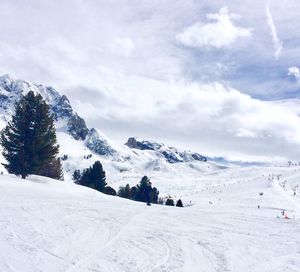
left=0, top=74, right=299, bottom=271
left=0, top=164, right=299, bottom=272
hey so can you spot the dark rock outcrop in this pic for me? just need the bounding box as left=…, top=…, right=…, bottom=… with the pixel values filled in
left=51, top=94, right=73, bottom=120
left=86, top=128, right=117, bottom=156
left=67, top=114, right=89, bottom=141
left=125, top=137, right=162, bottom=150
left=125, top=137, right=207, bottom=164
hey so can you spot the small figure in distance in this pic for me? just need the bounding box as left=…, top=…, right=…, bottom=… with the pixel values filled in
left=146, top=181, right=152, bottom=206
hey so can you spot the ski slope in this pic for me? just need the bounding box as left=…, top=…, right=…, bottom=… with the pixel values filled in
left=0, top=165, right=300, bottom=272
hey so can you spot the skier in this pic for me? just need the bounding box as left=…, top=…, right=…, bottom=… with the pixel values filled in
left=145, top=181, right=152, bottom=206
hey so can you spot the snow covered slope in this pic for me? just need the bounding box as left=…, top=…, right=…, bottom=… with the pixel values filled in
left=2, top=74, right=298, bottom=271
left=0, top=165, right=299, bottom=272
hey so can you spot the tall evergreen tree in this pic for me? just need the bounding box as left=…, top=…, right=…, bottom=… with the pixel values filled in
left=150, top=187, right=159, bottom=204
left=0, top=91, right=61, bottom=179
left=78, top=161, right=107, bottom=192
left=134, top=176, right=150, bottom=202
left=90, top=161, right=107, bottom=192
left=133, top=176, right=159, bottom=204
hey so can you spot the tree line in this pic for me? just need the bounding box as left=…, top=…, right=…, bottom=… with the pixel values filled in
left=73, top=161, right=183, bottom=207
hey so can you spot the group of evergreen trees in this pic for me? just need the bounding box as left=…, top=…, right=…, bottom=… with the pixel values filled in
left=0, top=91, right=184, bottom=208
left=73, top=161, right=116, bottom=195
left=118, top=176, right=159, bottom=204
left=165, top=198, right=183, bottom=207
left=117, top=178, right=183, bottom=207
left=0, top=91, right=63, bottom=180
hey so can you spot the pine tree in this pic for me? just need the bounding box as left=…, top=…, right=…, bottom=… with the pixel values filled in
left=118, top=184, right=131, bottom=199
left=165, top=198, right=175, bottom=206
left=133, top=176, right=159, bottom=204
left=90, top=161, right=106, bottom=192
left=72, top=169, right=81, bottom=183
left=176, top=199, right=183, bottom=207
left=150, top=187, right=159, bottom=204
left=79, top=168, right=92, bottom=187
left=117, top=177, right=159, bottom=204
left=0, top=91, right=60, bottom=179
left=134, top=176, right=150, bottom=202
left=130, top=186, right=137, bottom=200
left=104, top=186, right=117, bottom=196
left=124, top=184, right=131, bottom=198
left=77, top=161, right=107, bottom=192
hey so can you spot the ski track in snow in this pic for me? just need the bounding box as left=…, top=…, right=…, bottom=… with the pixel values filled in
left=0, top=166, right=300, bottom=271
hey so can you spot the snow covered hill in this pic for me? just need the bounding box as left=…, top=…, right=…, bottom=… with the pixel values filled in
left=0, top=164, right=299, bottom=272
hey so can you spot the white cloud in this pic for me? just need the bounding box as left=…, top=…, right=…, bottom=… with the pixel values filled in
left=110, top=37, right=135, bottom=57
left=70, top=72, right=300, bottom=161
left=265, top=5, right=283, bottom=60
left=288, top=66, right=300, bottom=80
left=176, top=7, right=252, bottom=48
left=1, top=1, right=300, bottom=161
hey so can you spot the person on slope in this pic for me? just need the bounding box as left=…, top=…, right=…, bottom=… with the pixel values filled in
left=146, top=181, right=152, bottom=206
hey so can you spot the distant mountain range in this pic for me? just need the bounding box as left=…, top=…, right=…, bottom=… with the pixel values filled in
left=125, top=137, right=207, bottom=163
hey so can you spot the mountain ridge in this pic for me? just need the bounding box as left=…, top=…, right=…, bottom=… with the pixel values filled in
left=0, top=74, right=210, bottom=166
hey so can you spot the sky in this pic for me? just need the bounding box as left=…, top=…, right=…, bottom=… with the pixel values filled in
left=1, top=0, right=300, bottom=161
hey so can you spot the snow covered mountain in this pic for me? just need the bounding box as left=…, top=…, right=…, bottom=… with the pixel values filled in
left=0, top=74, right=118, bottom=156
left=0, top=74, right=215, bottom=184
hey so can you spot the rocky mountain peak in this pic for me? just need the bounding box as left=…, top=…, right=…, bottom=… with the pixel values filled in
left=125, top=137, right=162, bottom=151
left=67, top=113, right=89, bottom=141
left=125, top=137, right=207, bottom=163
left=0, top=74, right=15, bottom=88
left=86, top=128, right=117, bottom=156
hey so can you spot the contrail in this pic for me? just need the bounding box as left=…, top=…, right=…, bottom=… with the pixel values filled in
left=265, top=5, right=283, bottom=59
